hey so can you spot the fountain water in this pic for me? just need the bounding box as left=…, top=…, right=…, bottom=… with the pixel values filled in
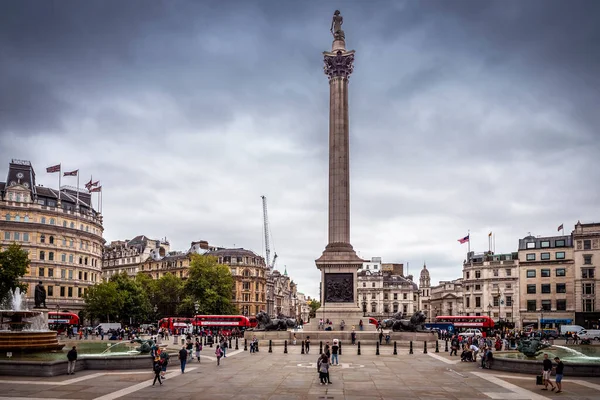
left=0, top=288, right=64, bottom=351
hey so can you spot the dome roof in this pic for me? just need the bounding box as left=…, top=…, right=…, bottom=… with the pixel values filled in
left=420, top=264, right=430, bottom=277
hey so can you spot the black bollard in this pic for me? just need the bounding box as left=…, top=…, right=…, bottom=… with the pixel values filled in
left=301, top=340, right=305, bottom=354
left=376, top=341, right=380, bottom=355
left=236, top=337, right=239, bottom=350
left=284, top=340, right=288, bottom=354
left=319, top=341, right=323, bottom=354
left=393, top=341, right=397, bottom=355
left=210, top=337, right=213, bottom=348
left=423, top=341, right=428, bottom=354
left=435, top=340, right=439, bottom=353
left=445, top=339, right=448, bottom=352
left=409, top=341, right=413, bottom=354
left=339, top=341, right=342, bottom=355
left=203, top=336, right=207, bottom=346
left=244, top=339, right=247, bottom=351
left=269, top=339, right=273, bottom=353
left=357, top=341, right=361, bottom=355
left=229, top=338, right=232, bottom=349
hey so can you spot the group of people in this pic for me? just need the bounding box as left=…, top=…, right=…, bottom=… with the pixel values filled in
left=317, top=339, right=340, bottom=385
left=541, top=353, right=565, bottom=393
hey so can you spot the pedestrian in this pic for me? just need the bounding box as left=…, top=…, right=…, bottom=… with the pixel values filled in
left=194, top=338, right=202, bottom=363
left=351, top=329, right=356, bottom=345
left=152, top=360, right=163, bottom=386
left=293, top=333, right=297, bottom=345
left=554, top=356, right=564, bottom=393
left=159, top=349, right=170, bottom=379
left=469, top=343, right=479, bottom=362
left=186, top=339, right=194, bottom=361
left=379, top=331, right=383, bottom=345
left=385, top=333, right=391, bottom=345
left=220, top=337, right=228, bottom=358
left=541, top=353, right=556, bottom=391
left=340, top=320, right=345, bottom=331
left=317, top=353, right=330, bottom=385
left=325, top=341, right=331, bottom=362
left=331, top=339, right=339, bottom=366
left=305, top=336, right=311, bottom=354
left=359, top=319, right=364, bottom=331
left=215, top=344, right=223, bottom=366
left=450, top=335, right=459, bottom=356
left=179, top=345, right=188, bottom=373
left=67, top=345, right=77, bottom=375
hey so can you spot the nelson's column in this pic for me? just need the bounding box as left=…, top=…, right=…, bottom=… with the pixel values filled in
left=314, top=10, right=366, bottom=326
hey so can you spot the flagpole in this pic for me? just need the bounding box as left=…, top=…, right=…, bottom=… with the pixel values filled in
left=58, top=164, right=62, bottom=203
left=468, top=229, right=471, bottom=255
left=76, top=172, right=80, bottom=210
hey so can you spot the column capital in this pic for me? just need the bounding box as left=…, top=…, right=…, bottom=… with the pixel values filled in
left=323, top=50, right=355, bottom=80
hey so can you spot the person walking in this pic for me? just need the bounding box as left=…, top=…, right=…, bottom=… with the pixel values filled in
left=359, top=319, right=364, bottom=331
left=215, top=344, right=223, bottom=366
left=67, top=345, right=77, bottom=375
left=186, top=339, right=194, bottom=362
left=194, top=338, right=202, bottom=363
left=554, top=357, right=564, bottom=393
left=351, top=329, right=356, bottom=345
left=379, top=331, right=383, bottom=345
left=305, top=336, right=311, bottom=354
left=331, top=339, right=339, bottom=366
left=152, top=359, right=163, bottom=386
left=159, top=349, right=170, bottom=379
left=450, top=335, right=459, bottom=356
left=220, top=337, right=227, bottom=358
left=317, top=353, right=330, bottom=385
left=179, top=346, right=188, bottom=373
left=541, top=353, right=556, bottom=391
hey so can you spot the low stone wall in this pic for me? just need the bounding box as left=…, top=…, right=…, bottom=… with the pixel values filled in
left=0, top=354, right=162, bottom=377
left=244, top=330, right=437, bottom=346
left=492, top=356, right=600, bottom=377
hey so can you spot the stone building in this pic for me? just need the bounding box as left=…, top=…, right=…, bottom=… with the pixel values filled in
left=463, top=251, right=520, bottom=328
left=419, top=264, right=431, bottom=318
left=296, top=292, right=310, bottom=323
left=357, top=263, right=419, bottom=319
left=206, top=248, right=268, bottom=317
left=266, top=268, right=297, bottom=318
left=0, top=159, right=105, bottom=313
left=573, top=222, right=600, bottom=328
left=427, top=278, right=464, bottom=322
left=102, top=235, right=170, bottom=279
left=518, top=234, right=575, bottom=330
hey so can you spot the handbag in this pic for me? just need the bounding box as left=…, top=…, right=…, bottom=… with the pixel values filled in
left=536, top=375, right=543, bottom=385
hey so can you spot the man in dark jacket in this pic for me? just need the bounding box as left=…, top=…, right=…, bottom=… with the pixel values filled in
left=179, top=346, right=188, bottom=373
left=67, top=346, right=77, bottom=375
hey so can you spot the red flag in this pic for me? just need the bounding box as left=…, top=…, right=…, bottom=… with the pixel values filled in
left=89, top=186, right=102, bottom=193
left=557, top=224, right=563, bottom=232
left=63, top=170, right=78, bottom=177
left=46, top=164, right=61, bottom=173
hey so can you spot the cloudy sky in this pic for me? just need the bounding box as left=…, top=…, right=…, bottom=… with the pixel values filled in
left=1, top=1, right=598, bottom=299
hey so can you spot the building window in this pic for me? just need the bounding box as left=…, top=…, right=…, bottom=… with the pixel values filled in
left=506, top=296, right=512, bottom=307
left=49, top=236, right=54, bottom=244
left=505, top=269, right=511, bottom=276
left=47, top=286, right=53, bottom=296
left=493, top=296, right=499, bottom=307
left=39, top=251, right=45, bottom=260
left=78, top=287, right=82, bottom=297
left=63, top=221, right=67, bottom=227
left=68, top=270, right=73, bottom=280
left=67, top=287, right=73, bottom=297
left=541, top=300, right=551, bottom=311
left=556, top=283, right=566, bottom=293
left=70, top=222, right=74, bottom=228
left=50, top=218, right=55, bottom=225
left=475, top=271, right=481, bottom=279
left=541, top=284, right=551, bottom=294
left=555, top=299, right=566, bottom=311
left=583, top=240, right=591, bottom=250
left=466, top=271, right=470, bottom=279
left=60, top=286, right=65, bottom=297
left=583, top=283, right=595, bottom=295
left=383, top=293, right=388, bottom=300
left=393, top=293, right=397, bottom=300
left=14, top=232, right=20, bottom=241
left=526, top=254, right=536, bottom=261
left=466, top=297, right=470, bottom=308
left=48, top=268, right=53, bottom=277
left=556, top=268, right=566, bottom=277
left=371, top=304, right=376, bottom=313
left=583, top=299, right=595, bottom=312
left=475, top=284, right=481, bottom=290
left=475, top=297, right=481, bottom=308
left=527, top=300, right=536, bottom=311
left=582, top=268, right=595, bottom=279
left=541, top=269, right=550, bottom=277
left=552, top=251, right=565, bottom=260
left=555, top=239, right=565, bottom=247
left=526, top=242, right=535, bottom=249
left=372, top=282, right=376, bottom=288
left=78, top=271, right=82, bottom=280
left=40, top=234, right=45, bottom=243
left=69, top=254, right=74, bottom=263
left=5, top=214, right=10, bottom=221
left=41, top=217, right=46, bottom=224
left=541, top=253, right=550, bottom=260
left=393, top=304, right=398, bottom=313
left=23, top=233, right=29, bottom=242
left=49, top=252, right=54, bottom=261
left=39, top=267, right=45, bottom=277
left=371, top=293, right=376, bottom=300
left=61, top=269, right=66, bottom=279
left=61, top=254, right=66, bottom=262
left=493, top=269, right=499, bottom=277
left=15, top=215, right=21, bottom=222
left=506, top=283, right=512, bottom=289
left=403, top=293, right=407, bottom=300
left=540, top=241, right=550, bottom=248
left=526, top=270, right=536, bottom=278
left=527, top=284, right=536, bottom=294
left=3, top=232, right=9, bottom=240
left=583, top=255, right=592, bottom=265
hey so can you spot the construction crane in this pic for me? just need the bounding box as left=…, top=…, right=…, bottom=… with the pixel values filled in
left=261, top=195, right=277, bottom=270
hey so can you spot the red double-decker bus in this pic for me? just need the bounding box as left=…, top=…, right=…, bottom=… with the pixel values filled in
left=435, top=316, right=494, bottom=334
left=48, top=311, right=79, bottom=333
left=158, top=317, right=195, bottom=333
left=194, top=315, right=250, bottom=335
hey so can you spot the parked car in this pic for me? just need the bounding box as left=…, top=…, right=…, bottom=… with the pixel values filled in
left=578, top=329, right=600, bottom=341
left=458, top=329, right=482, bottom=338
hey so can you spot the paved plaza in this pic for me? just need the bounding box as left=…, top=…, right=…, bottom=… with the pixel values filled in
left=1, top=344, right=600, bottom=400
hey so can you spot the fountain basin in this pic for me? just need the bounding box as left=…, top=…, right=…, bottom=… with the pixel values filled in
left=0, top=331, right=64, bottom=352
left=493, top=346, right=600, bottom=377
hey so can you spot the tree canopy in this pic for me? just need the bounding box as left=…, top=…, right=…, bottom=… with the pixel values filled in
left=0, top=243, right=30, bottom=303
left=183, top=254, right=237, bottom=315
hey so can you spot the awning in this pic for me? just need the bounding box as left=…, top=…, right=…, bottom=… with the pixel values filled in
left=541, top=319, right=572, bottom=324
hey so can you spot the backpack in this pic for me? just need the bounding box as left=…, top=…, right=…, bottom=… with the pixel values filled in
left=153, top=363, right=162, bottom=373
left=215, top=347, right=223, bottom=357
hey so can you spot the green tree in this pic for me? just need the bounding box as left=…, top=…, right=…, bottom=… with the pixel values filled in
left=83, top=281, right=123, bottom=322
left=0, top=243, right=30, bottom=302
left=309, top=300, right=321, bottom=319
left=184, top=255, right=237, bottom=315
left=154, top=273, right=184, bottom=316
left=109, top=272, right=152, bottom=324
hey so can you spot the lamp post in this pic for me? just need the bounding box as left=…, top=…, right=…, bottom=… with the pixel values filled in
left=194, top=301, right=200, bottom=335
left=540, top=308, right=544, bottom=330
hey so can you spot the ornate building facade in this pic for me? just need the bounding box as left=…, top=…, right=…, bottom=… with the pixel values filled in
left=206, top=248, right=268, bottom=317
left=0, top=160, right=105, bottom=313
left=266, top=268, right=297, bottom=318
left=102, top=235, right=170, bottom=279
left=573, top=222, right=600, bottom=328
left=463, top=251, right=520, bottom=328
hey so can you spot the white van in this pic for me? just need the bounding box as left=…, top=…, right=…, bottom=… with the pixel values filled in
left=579, top=329, right=600, bottom=341
left=559, top=325, right=585, bottom=336
left=94, top=323, right=122, bottom=332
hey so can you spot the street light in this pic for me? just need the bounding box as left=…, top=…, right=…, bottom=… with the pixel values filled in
left=540, top=308, right=544, bottom=330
